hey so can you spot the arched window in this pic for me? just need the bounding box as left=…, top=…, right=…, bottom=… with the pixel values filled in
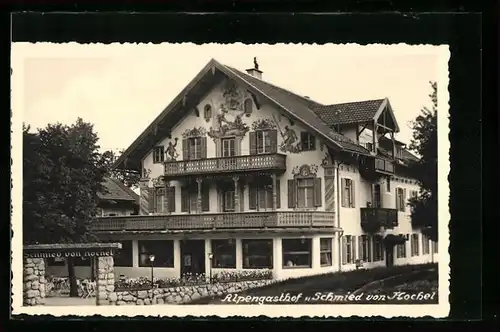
left=243, top=98, right=253, bottom=117
left=204, top=104, right=212, bottom=122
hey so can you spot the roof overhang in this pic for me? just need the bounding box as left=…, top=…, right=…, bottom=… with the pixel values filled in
left=373, top=98, right=401, bottom=133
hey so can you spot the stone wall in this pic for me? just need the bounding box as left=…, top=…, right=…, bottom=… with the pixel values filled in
left=96, top=256, right=115, bottom=305
left=109, top=279, right=274, bottom=305
left=23, top=257, right=46, bottom=306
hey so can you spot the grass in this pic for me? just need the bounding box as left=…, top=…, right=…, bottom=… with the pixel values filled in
left=187, top=263, right=438, bottom=304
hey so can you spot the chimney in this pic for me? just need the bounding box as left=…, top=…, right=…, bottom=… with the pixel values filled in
left=246, top=57, right=263, bottom=79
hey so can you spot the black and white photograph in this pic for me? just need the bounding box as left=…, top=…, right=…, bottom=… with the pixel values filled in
left=11, top=42, right=450, bottom=317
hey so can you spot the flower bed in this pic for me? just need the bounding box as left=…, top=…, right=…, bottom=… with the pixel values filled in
left=114, top=270, right=273, bottom=292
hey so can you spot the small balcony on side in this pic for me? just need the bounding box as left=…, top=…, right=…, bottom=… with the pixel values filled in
left=92, top=211, right=335, bottom=233
left=164, top=153, right=287, bottom=178
left=360, top=207, right=398, bottom=232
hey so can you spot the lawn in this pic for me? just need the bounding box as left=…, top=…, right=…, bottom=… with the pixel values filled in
left=187, top=263, right=438, bottom=305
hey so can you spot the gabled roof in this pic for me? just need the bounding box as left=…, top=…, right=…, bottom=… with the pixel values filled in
left=98, top=177, right=139, bottom=204
left=313, top=99, right=386, bottom=126
left=114, top=59, right=407, bottom=170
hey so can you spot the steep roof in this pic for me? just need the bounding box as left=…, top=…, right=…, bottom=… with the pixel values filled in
left=114, top=59, right=409, bottom=170
left=313, top=99, right=386, bottom=126
left=98, top=177, right=139, bottom=204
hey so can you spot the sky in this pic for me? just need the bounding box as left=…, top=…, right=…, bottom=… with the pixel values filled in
left=15, top=43, right=444, bottom=154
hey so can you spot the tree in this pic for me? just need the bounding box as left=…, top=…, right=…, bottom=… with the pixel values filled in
left=23, top=118, right=109, bottom=296
left=408, top=81, right=438, bottom=241
left=101, top=149, right=141, bottom=189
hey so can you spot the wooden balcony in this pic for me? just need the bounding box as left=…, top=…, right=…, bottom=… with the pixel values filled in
left=92, top=211, right=335, bottom=232
left=374, top=157, right=395, bottom=174
left=164, top=153, right=287, bottom=178
left=360, top=208, right=398, bottom=231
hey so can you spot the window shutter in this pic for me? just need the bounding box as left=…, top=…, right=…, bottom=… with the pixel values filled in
left=181, top=187, right=188, bottom=212
left=240, top=185, right=245, bottom=211
left=249, top=131, right=257, bottom=155
left=215, top=139, right=221, bottom=157
left=202, top=185, right=210, bottom=212
left=341, top=178, right=347, bottom=207
left=287, top=179, right=297, bottom=208
left=269, top=129, right=278, bottom=153
left=200, top=137, right=207, bottom=159
left=395, top=188, right=399, bottom=210
left=403, top=188, right=407, bottom=212
left=148, top=187, right=155, bottom=213
left=168, top=187, right=175, bottom=212
left=341, top=237, right=347, bottom=265
left=182, top=139, right=189, bottom=160
left=313, top=177, right=322, bottom=207
left=350, top=180, right=356, bottom=208
left=248, top=183, right=257, bottom=210
left=358, top=236, right=363, bottom=260
left=234, top=137, right=241, bottom=156
left=351, top=236, right=356, bottom=261
left=276, top=179, right=281, bottom=209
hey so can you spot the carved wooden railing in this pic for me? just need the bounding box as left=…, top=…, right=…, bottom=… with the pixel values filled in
left=360, top=207, right=398, bottom=230
left=92, top=211, right=335, bottom=232
left=163, top=153, right=287, bottom=177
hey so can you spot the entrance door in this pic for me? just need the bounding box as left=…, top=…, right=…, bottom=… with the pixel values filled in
left=385, top=245, right=394, bottom=268
left=180, top=240, right=205, bottom=277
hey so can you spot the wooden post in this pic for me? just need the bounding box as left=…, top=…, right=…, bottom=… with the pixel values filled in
left=391, top=131, right=396, bottom=159
left=372, top=120, right=378, bottom=154
left=233, top=176, right=240, bottom=212
left=196, top=177, right=203, bottom=213
left=271, top=174, right=277, bottom=210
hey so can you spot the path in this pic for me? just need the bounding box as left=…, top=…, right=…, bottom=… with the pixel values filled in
left=44, top=297, right=96, bottom=306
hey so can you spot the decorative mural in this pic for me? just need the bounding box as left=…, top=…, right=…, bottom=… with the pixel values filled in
left=222, top=81, right=243, bottom=111
left=142, top=168, right=151, bottom=179
left=292, top=164, right=319, bottom=178
left=165, top=137, right=179, bottom=161
left=152, top=175, right=165, bottom=187
left=270, top=114, right=301, bottom=153
left=182, top=126, right=207, bottom=138
left=251, top=118, right=276, bottom=131
left=321, top=150, right=332, bottom=167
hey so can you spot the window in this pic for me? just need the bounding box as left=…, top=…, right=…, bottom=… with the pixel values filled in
left=153, top=146, right=164, bottom=164
left=223, top=190, right=235, bottom=212
left=341, top=178, right=355, bottom=208
left=422, top=234, right=430, bottom=255
left=386, top=177, right=391, bottom=192
left=155, top=188, right=165, bottom=213
left=358, top=235, right=372, bottom=262
left=300, top=132, right=316, bottom=151
left=222, top=138, right=236, bottom=157
left=410, top=190, right=418, bottom=199
left=432, top=240, right=438, bottom=253
left=320, top=238, right=333, bottom=266
left=188, top=137, right=202, bottom=160
left=138, top=240, right=174, bottom=267
left=249, top=178, right=280, bottom=210
left=243, top=239, right=273, bottom=269
left=74, top=256, right=91, bottom=266
left=46, top=257, right=65, bottom=266
left=395, top=187, right=406, bottom=212
left=373, top=236, right=384, bottom=262
left=297, top=178, right=314, bottom=208
left=396, top=240, right=407, bottom=259
left=256, top=130, right=272, bottom=154
left=181, top=184, right=209, bottom=212
left=211, top=239, right=236, bottom=268
left=410, top=234, right=420, bottom=256
left=114, top=241, right=133, bottom=267
left=203, top=104, right=212, bottom=121
left=342, top=235, right=356, bottom=265
left=282, top=238, right=312, bottom=268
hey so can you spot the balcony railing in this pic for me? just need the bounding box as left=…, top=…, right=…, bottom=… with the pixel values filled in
left=92, top=211, right=335, bottom=232
left=374, top=157, right=395, bottom=174
left=164, top=153, right=287, bottom=177
left=360, top=208, right=398, bottom=230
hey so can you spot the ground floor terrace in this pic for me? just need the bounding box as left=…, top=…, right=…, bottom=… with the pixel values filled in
left=45, top=230, right=439, bottom=282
